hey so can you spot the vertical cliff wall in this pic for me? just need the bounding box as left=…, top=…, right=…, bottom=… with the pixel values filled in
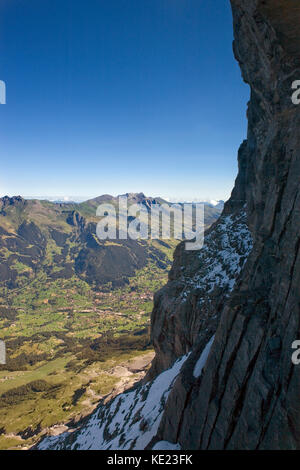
left=151, top=0, right=300, bottom=449
left=38, top=0, right=300, bottom=450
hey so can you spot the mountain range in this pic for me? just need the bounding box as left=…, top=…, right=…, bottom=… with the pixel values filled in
left=37, top=0, right=300, bottom=450
left=0, top=193, right=222, bottom=290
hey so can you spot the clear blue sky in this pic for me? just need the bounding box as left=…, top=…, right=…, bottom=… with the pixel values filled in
left=0, top=0, right=249, bottom=202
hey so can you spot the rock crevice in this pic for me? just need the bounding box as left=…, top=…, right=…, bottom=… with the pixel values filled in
left=37, top=0, right=300, bottom=450
left=152, top=0, right=300, bottom=449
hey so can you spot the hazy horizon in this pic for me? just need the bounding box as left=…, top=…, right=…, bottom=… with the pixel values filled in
left=0, top=192, right=227, bottom=205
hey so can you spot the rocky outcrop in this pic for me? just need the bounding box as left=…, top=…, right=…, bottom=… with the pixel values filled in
left=37, top=0, right=300, bottom=450
left=148, top=209, right=252, bottom=378
left=151, top=0, right=300, bottom=449
left=66, top=210, right=86, bottom=230
left=0, top=196, right=26, bottom=215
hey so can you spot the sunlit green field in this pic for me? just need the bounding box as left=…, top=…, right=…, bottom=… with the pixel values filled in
left=0, top=248, right=178, bottom=450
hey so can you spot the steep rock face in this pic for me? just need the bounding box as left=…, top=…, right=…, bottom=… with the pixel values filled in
left=37, top=0, right=300, bottom=450
left=148, top=209, right=252, bottom=378
left=152, top=0, right=300, bottom=449
left=37, top=354, right=190, bottom=450
left=37, top=209, right=253, bottom=450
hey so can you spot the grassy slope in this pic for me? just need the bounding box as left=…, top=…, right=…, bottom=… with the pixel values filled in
left=0, top=196, right=221, bottom=449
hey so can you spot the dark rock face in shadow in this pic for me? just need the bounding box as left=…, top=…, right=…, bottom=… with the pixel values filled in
left=35, top=0, right=300, bottom=451
left=150, top=0, right=300, bottom=449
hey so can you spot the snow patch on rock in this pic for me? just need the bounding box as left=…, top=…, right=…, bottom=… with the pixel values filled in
left=193, top=335, right=215, bottom=378
left=180, top=210, right=252, bottom=303
left=38, top=353, right=190, bottom=450
left=152, top=440, right=181, bottom=450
